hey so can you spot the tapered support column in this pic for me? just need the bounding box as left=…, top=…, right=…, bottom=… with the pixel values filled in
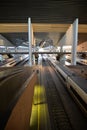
left=71, top=18, right=78, bottom=65
left=28, top=18, right=32, bottom=66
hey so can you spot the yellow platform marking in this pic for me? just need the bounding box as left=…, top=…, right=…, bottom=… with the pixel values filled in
left=30, top=85, right=51, bottom=130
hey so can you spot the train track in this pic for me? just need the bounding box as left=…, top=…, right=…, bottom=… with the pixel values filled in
left=40, top=59, right=87, bottom=130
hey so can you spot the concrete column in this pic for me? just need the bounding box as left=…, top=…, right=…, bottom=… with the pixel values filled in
left=71, top=18, right=78, bottom=65
left=28, top=18, right=32, bottom=66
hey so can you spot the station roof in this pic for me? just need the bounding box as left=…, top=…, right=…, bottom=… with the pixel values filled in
left=0, top=0, right=87, bottom=24
left=0, top=0, right=87, bottom=47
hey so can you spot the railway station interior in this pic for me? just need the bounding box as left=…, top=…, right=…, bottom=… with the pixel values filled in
left=0, top=0, right=87, bottom=130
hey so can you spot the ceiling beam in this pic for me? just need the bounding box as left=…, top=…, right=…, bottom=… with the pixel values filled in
left=78, top=24, right=87, bottom=33
left=33, top=24, right=70, bottom=32
left=0, top=23, right=70, bottom=33
left=0, top=23, right=87, bottom=33
left=0, top=23, right=27, bottom=33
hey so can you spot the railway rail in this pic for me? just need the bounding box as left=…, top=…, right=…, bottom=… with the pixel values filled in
left=38, top=59, right=87, bottom=130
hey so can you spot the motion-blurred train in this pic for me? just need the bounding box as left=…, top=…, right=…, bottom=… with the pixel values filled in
left=48, top=58, right=87, bottom=116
